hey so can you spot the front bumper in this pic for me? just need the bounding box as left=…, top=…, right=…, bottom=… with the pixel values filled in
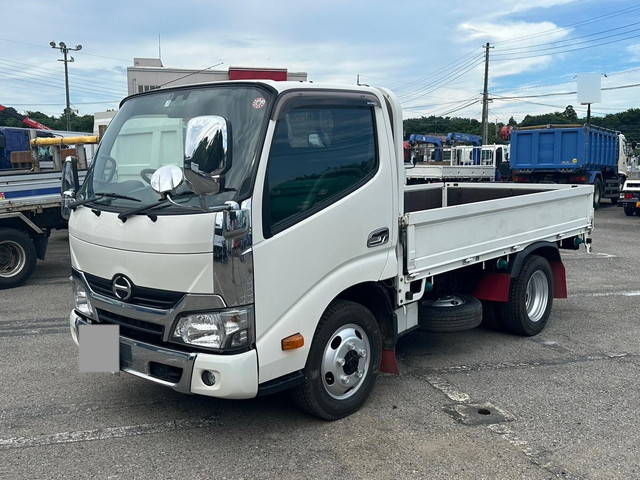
left=619, top=198, right=640, bottom=208
left=70, top=311, right=258, bottom=399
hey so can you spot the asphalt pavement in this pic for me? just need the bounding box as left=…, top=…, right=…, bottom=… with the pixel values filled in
left=1, top=202, right=639, bottom=479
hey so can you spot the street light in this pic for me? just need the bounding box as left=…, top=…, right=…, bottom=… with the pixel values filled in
left=50, top=40, right=83, bottom=131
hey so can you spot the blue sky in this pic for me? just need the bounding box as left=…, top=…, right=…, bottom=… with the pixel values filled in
left=1, top=0, right=639, bottom=121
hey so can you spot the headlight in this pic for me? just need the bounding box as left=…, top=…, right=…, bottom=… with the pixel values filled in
left=172, top=306, right=254, bottom=350
left=73, top=277, right=94, bottom=318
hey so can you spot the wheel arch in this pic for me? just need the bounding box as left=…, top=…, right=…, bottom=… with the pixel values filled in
left=334, top=281, right=396, bottom=350
left=510, top=242, right=566, bottom=299
left=510, top=241, right=560, bottom=278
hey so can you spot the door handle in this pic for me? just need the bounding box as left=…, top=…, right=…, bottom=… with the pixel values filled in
left=367, top=227, right=389, bottom=248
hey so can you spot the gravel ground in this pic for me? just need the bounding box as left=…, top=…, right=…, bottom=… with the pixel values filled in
left=1, top=202, right=638, bottom=479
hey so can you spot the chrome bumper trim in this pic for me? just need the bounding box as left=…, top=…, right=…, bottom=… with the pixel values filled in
left=74, top=316, right=196, bottom=393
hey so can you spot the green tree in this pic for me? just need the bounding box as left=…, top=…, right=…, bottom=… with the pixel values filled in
left=563, top=105, right=578, bottom=122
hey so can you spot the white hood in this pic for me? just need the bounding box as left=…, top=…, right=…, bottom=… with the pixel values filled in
left=69, top=208, right=216, bottom=293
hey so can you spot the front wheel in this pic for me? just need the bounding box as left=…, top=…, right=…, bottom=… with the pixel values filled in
left=0, top=228, right=37, bottom=289
left=497, top=255, right=553, bottom=336
left=292, top=300, right=382, bottom=420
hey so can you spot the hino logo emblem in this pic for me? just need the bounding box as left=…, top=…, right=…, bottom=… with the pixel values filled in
left=112, top=274, right=133, bottom=301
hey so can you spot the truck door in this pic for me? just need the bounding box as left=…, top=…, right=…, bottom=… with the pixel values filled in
left=251, top=93, right=395, bottom=382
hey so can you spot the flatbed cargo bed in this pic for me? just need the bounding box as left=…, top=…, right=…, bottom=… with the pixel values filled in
left=398, top=182, right=593, bottom=303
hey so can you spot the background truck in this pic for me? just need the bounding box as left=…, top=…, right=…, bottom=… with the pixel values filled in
left=619, top=178, right=640, bottom=217
left=509, top=124, right=633, bottom=207
left=64, top=80, right=593, bottom=420
left=405, top=132, right=508, bottom=183
left=0, top=136, right=93, bottom=288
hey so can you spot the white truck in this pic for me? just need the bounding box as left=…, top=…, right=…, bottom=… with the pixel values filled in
left=406, top=144, right=509, bottom=183
left=64, top=81, right=594, bottom=420
left=1, top=137, right=93, bottom=288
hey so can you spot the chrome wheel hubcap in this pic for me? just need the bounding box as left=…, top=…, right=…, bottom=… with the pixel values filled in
left=525, top=270, right=549, bottom=323
left=0, top=240, right=26, bottom=278
left=321, top=324, right=370, bottom=400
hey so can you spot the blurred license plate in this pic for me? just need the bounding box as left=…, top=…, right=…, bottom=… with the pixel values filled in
left=636, top=201, right=640, bottom=207
left=78, top=324, right=119, bottom=372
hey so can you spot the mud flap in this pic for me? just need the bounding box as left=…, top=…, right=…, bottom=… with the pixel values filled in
left=380, top=348, right=400, bottom=374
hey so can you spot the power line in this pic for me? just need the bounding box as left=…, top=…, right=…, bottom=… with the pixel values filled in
left=438, top=99, right=481, bottom=117
left=414, top=98, right=481, bottom=117
left=0, top=69, right=125, bottom=99
left=492, top=32, right=640, bottom=61
left=0, top=61, right=127, bottom=97
left=490, top=95, right=609, bottom=115
left=8, top=100, right=120, bottom=106
left=0, top=37, right=130, bottom=62
left=0, top=56, right=127, bottom=94
left=398, top=54, right=484, bottom=99
left=490, top=66, right=640, bottom=97
left=492, top=4, right=640, bottom=46
left=403, top=96, right=479, bottom=110
left=489, top=82, right=640, bottom=100
left=495, top=19, right=640, bottom=53
left=493, top=25, right=640, bottom=57
left=399, top=56, right=484, bottom=102
left=392, top=48, right=482, bottom=94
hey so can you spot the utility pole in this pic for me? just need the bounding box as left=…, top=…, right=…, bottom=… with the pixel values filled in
left=50, top=41, right=82, bottom=131
left=481, top=42, right=493, bottom=145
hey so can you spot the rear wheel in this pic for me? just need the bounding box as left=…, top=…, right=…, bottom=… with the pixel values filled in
left=497, top=255, right=553, bottom=336
left=0, top=228, right=37, bottom=289
left=593, top=179, right=603, bottom=209
left=624, top=206, right=636, bottom=216
left=292, top=300, right=382, bottom=420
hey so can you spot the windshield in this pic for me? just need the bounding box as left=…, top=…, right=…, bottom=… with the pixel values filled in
left=79, top=84, right=274, bottom=210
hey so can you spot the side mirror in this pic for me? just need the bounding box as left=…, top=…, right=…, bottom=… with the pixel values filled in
left=61, top=156, right=79, bottom=220
left=185, top=115, right=231, bottom=179
left=150, top=165, right=184, bottom=195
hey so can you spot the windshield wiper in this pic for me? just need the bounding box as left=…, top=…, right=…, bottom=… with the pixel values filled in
left=117, top=198, right=173, bottom=222
left=117, top=194, right=232, bottom=223
left=70, top=192, right=141, bottom=209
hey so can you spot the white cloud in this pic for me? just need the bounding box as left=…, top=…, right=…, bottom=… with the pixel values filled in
left=458, top=20, right=570, bottom=43
left=503, top=0, right=579, bottom=15
left=627, top=43, right=640, bottom=62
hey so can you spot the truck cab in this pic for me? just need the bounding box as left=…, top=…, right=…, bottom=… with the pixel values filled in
left=65, top=81, right=593, bottom=420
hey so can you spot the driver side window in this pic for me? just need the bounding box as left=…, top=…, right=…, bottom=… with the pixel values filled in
left=264, top=104, right=378, bottom=237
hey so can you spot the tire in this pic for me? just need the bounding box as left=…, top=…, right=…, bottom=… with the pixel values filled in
left=593, top=179, right=603, bottom=209
left=624, top=206, right=636, bottom=217
left=0, top=228, right=37, bottom=289
left=418, top=294, right=482, bottom=332
left=497, top=255, right=553, bottom=336
left=291, top=300, right=382, bottom=421
left=610, top=196, right=618, bottom=205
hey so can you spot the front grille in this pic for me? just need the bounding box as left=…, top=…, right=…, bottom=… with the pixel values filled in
left=96, top=308, right=164, bottom=344
left=85, top=273, right=184, bottom=310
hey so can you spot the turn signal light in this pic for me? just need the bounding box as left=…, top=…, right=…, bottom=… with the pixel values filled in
left=281, top=333, right=304, bottom=350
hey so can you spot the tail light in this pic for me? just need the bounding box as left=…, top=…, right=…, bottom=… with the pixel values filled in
left=625, top=193, right=634, bottom=199
left=568, top=176, right=588, bottom=183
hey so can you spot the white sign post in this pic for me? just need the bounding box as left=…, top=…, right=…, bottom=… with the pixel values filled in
left=577, top=73, right=601, bottom=125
